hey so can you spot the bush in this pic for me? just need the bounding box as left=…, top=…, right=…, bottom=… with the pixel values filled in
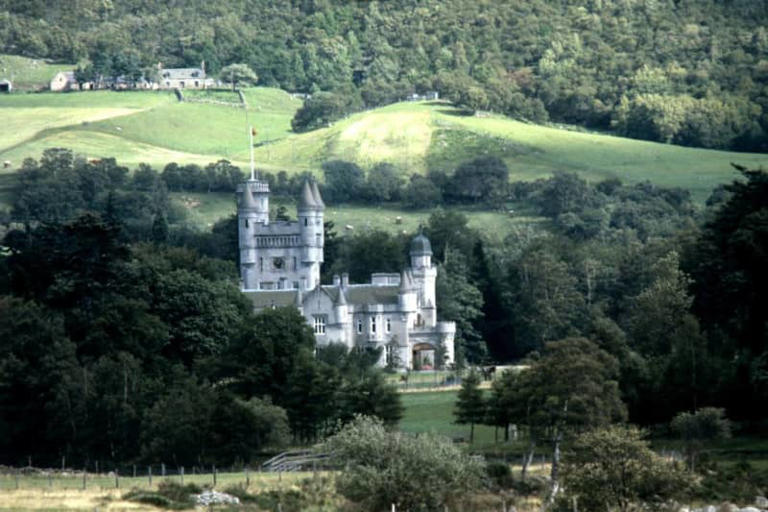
left=223, top=483, right=259, bottom=503
left=322, top=415, right=485, bottom=511
left=508, top=475, right=548, bottom=496
left=562, top=425, right=690, bottom=512
left=123, top=480, right=201, bottom=509
left=695, top=460, right=768, bottom=503
left=486, top=461, right=513, bottom=489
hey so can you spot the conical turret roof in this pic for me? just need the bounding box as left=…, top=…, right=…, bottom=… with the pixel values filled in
left=298, top=180, right=317, bottom=209
left=335, top=286, right=347, bottom=306
left=242, top=182, right=258, bottom=209
left=310, top=181, right=325, bottom=209
left=399, top=269, right=414, bottom=292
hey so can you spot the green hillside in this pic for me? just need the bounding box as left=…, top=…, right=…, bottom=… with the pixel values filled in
left=2, top=89, right=767, bottom=204
left=176, top=192, right=541, bottom=236
left=0, top=54, right=73, bottom=91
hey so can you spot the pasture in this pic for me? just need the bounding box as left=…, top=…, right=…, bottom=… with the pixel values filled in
left=399, top=389, right=502, bottom=446
left=171, top=191, right=545, bottom=237
left=0, top=55, right=73, bottom=91
left=1, top=87, right=766, bottom=204
left=0, top=470, right=318, bottom=511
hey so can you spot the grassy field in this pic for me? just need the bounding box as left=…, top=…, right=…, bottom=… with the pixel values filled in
left=1, top=86, right=766, bottom=203
left=0, top=87, right=300, bottom=170
left=172, top=191, right=545, bottom=236
left=0, top=471, right=319, bottom=511
left=0, top=55, right=73, bottom=91
left=399, top=389, right=503, bottom=446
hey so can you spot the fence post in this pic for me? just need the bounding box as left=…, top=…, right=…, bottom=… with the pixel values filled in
left=115, top=469, right=119, bottom=489
left=213, top=465, right=217, bottom=487
left=48, top=472, right=52, bottom=488
left=245, top=467, right=249, bottom=488
left=133, top=464, right=136, bottom=478
left=161, top=463, right=166, bottom=477
left=180, top=466, right=184, bottom=485
left=148, top=466, right=152, bottom=487
left=62, top=456, right=65, bottom=471
left=82, top=469, right=86, bottom=490
left=95, top=460, right=99, bottom=474
left=14, top=470, right=18, bottom=490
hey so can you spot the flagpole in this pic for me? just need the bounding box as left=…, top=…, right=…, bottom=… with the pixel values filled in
left=249, top=125, right=255, bottom=181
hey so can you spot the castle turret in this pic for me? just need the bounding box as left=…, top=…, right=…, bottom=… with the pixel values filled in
left=409, top=233, right=437, bottom=324
left=398, top=269, right=417, bottom=312
left=410, top=232, right=432, bottom=269
left=237, top=179, right=270, bottom=289
left=335, top=286, right=350, bottom=341
left=297, top=180, right=324, bottom=289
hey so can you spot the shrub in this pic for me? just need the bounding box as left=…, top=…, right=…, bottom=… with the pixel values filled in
left=222, top=483, right=258, bottom=503
left=322, top=415, right=485, bottom=511
left=485, top=461, right=513, bottom=489
left=562, top=425, right=690, bottom=512
left=123, top=480, right=201, bottom=510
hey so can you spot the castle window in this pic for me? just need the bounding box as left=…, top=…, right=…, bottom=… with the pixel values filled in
left=371, top=316, right=377, bottom=334
left=245, top=219, right=249, bottom=228
left=357, top=319, right=363, bottom=334
left=313, top=315, right=326, bottom=335
left=385, top=344, right=395, bottom=365
left=293, top=257, right=297, bottom=270
left=259, top=257, right=263, bottom=271
left=304, top=218, right=308, bottom=226
left=386, top=317, right=391, bottom=333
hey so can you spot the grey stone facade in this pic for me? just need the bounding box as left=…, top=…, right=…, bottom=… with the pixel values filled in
left=238, top=178, right=455, bottom=369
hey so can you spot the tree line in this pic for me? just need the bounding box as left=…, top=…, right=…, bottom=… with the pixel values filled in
left=2, top=0, right=767, bottom=151
left=1, top=148, right=766, bottom=466
left=324, top=164, right=768, bottom=431
left=0, top=150, right=405, bottom=467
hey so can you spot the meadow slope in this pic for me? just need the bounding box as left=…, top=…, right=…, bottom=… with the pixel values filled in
left=2, top=88, right=767, bottom=204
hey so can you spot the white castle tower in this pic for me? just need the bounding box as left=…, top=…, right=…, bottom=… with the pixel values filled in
left=237, top=179, right=324, bottom=291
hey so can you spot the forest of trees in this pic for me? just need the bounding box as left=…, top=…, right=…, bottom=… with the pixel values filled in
left=1, top=0, right=767, bottom=150
left=1, top=149, right=766, bottom=473
left=0, top=149, right=405, bottom=467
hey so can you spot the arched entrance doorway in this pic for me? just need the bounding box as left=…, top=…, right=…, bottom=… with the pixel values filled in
left=412, top=342, right=436, bottom=370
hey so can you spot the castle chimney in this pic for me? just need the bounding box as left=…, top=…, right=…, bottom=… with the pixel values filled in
left=341, top=273, right=349, bottom=288
left=333, top=274, right=341, bottom=286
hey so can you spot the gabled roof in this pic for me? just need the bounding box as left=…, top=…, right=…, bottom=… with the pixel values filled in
left=161, top=68, right=205, bottom=80
left=322, top=285, right=399, bottom=306
left=243, top=290, right=297, bottom=309
left=244, top=283, right=401, bottom=310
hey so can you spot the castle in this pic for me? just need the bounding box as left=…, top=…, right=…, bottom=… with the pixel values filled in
left=237, top=178, right=455, bottom=369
